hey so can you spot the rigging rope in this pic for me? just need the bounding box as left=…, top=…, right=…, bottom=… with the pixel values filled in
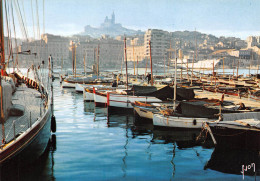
left=14, top=0, right=28, bottom=41
left=31, top=0, right=36, bottom=40
left=4, top=0, right=12, bottom=69
left=10, top=0, right=18, bottom=70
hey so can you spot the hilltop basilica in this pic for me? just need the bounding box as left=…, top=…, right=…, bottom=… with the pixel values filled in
left=82, top=12, right=143, bottom=38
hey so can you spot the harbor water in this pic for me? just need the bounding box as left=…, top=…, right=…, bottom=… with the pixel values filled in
left=1, top=79, right=259, bottom=181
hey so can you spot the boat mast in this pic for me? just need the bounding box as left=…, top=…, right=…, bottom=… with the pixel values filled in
left=61, top=56, right=63, bottom=73
left=149, top=40, right=153, bottom=86
left=84, top=55, right=86, bottom=76
left=145, top=57, right=148, bottom=76
left=237, top=59, right=239, bottom=78
left=97, top=44, right=100, bottom=77
left=222, top=57, right=225, bottom=77
left=0, top=0, right=5, bottom=143
left=0, top=0, right=5, bottom=76
left=124, top=37, right=128, bottom=90
left=191, top=29, right=196, bottom=86
left=75, top=43, right=77, bottom=77
left=163, top=54, right=165, bottom=76
left=132, top=39, right=135, bottom=75
left=136, top=55, right=138, bottom=79
left=232, top=59, right=234, bottom=77
left=174, top=57, right=177, bottom=112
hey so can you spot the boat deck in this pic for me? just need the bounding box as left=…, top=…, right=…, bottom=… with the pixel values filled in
left=194, top=89, right=260, bottom=110
left=0, top=84, right=44, bottom=144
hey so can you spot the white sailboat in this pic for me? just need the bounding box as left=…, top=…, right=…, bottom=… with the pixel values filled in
left=0, top=0, right=55, bottom=164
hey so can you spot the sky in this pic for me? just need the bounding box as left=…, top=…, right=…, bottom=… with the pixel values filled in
left=7, top=0, right=260, bottom=40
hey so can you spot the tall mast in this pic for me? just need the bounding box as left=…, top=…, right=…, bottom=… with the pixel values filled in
left=94, top=48, right=96, bottom=74
left=136, top=55, right=138, bottom=79
left=97, top=44, right=100, bottom=77
left=0, top=0, right=5, bottom=143
left=237, top=59, right=239, bottom=78
left=74, top=43, right=77, bottom=77
left=222, top=57, right=225, bottom=77
left=132, top=39, right=135, bottom=75
left=124, top=37, right=128, bottom=90
left=0, top=0, right=5, bottom=76
left=145, top=57, right=148, bottom=76
left=174, top=58, right=177, bottom=112
left=149, top=40, right=153, bottom=86
left=163, top=54, right=166, bottom=76
left=84, top=55, right=86, bottom=76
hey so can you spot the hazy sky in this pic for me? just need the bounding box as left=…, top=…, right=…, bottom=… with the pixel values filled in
left=12, top=0, right=260, bottom=40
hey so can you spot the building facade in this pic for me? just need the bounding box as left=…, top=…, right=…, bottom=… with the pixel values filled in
left=144, top=29, right=170, bottom=62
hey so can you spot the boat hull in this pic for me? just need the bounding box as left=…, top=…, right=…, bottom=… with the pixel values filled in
left=75, top=83, right=84, bottom=92
left=93, top=90, right=107, bottom=107
left=209, top=123, right=260, bottom=150
left=153, top=113, right=210, bottom=129
left=0, top=107, right=52, bottom=164
left=62, top=81, right=76, bottom=88
left=107, top=93, right=162, bottom=109
left=133, top=106, right=154, bottom=120
left=83, top=88, right=94, bottom=102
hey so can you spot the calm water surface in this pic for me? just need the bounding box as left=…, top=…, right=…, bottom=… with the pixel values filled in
left=1, top=79, right=259, bottom=181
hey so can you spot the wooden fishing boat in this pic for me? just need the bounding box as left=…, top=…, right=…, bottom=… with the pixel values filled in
left=179, top=98, right=242, bottom=119
left=207, top=112, right=260, bottom=151
left=153, top=112, right=213, bottom=129
left=132, top=101, right=161, bottom=120
left=107, top=90, right=162, bottom=112
left=84, top=85, right=122, bottom=102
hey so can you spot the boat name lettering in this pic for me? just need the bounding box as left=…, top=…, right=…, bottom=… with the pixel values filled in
left=241, top=163, right=255, bottom=180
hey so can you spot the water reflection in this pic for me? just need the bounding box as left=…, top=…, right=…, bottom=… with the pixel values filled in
left=205, top=148, right=260, bottom=177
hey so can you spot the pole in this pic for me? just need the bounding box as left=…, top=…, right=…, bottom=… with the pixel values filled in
left=132, top=39, right=135, bottom=75
left=187, top=58, right=189, bottom=81
left=223, top=57, right=225, bottom=77
left=191, top=52, right=194, bottom=86
left=149, top=40, right=153, bottom=86
left=94, top=48, right=96, bottom=74
left=163, top=54, right=166, bottom=76
left=124, top=37, right=128, bottom=90
left=0, top=0, right=5, bottom=143
left=75, top=44, right=77, bottom=77
left=237, top=59, right=239, bottom=78
left=174, top=58, right=177, bottom=112
left=97, top=46, right=99, bottom=77
left=145, top=57, right=148, bottom=76
left=232, top=59, right=234, bottom=77
left=136, top=56, right=138, bottom=79
left=84, top=55, right=86, bottom=76
left=0, top=0, right=5, bottom=76
left=0, top=74, right=5, bottom=143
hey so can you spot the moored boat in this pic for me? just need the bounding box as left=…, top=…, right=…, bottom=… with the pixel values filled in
left=207, top=112, right=260, bottom=151
left=0, top=1, right=55, bottom=164
left=0, top=62, right=55, bottom=164
left=153, top=112, right=213, bottom=129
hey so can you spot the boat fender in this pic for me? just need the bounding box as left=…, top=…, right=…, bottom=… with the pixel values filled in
left=193, top=119, right=197, bottom=125
left=51, top=115, right=56, bottom=133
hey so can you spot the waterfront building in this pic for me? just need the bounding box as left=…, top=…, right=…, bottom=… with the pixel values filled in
left=71, top=36, right=124, bottom=69
left=18, top=34, right=70, bottom=68
left=247, top=36, right=260, bottom=48
left=42, top=34, right=70, bottom=67
left=144, top=29, right=170, bottom=62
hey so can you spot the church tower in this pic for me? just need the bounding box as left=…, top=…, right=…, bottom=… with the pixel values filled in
left=111, top=11, right=115, bottom=24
